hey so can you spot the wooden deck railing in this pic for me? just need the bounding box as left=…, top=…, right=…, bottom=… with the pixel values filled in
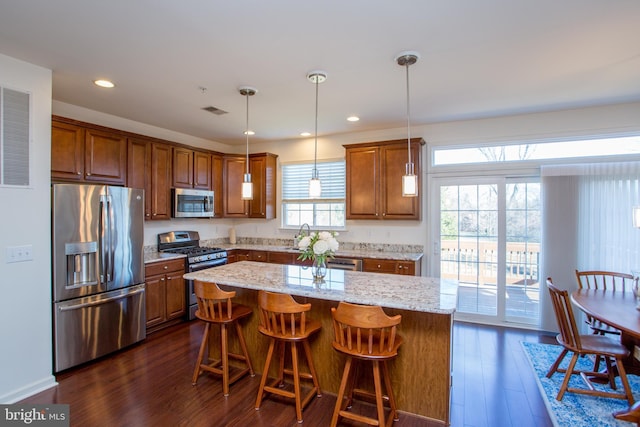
left=440, top=240, right=540, bottom=286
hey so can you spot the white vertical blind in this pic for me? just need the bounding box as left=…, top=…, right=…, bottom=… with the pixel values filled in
left=540, top=162, right=640, bottom=331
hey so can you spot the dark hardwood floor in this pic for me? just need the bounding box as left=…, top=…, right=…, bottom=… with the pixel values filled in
left=20, top=320, right=556, bottom=427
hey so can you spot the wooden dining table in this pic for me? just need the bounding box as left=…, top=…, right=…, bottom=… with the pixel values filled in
left=571, top=288, right=640, bottom=423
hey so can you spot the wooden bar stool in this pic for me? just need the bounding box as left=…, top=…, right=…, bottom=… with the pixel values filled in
left=191, top=280, right=254, bottom=396
left=254, top=290, right=322, bottom=423
left=330, top=301, right=403, bottom=427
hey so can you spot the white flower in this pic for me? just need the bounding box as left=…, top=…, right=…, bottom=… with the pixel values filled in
left=297, top=235, right=311, bottom=250
left=312, top=239, right=329, bottom=255
left=318, top=231, right=333, bottom=241
left=296, top=229, right=339, bottom=262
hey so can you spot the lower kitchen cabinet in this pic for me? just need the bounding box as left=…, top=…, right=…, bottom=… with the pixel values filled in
left=362, top=258, right=420, bottom=276
left=227, top=249, right=419, bottom=275
left=145, top=258, right=186, bottom=333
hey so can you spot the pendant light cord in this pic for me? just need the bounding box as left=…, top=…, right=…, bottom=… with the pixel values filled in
left=245, top=92, right=250, bottom=174
left=405, top=62, right=412, bottom=166
left=313, top=77, right=319, bottom=176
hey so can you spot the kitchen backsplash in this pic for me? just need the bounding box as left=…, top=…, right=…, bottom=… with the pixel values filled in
left=145, top=237, right=423, bottom=255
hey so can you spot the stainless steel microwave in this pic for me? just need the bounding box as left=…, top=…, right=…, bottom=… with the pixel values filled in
left=172, top=188, right=214, bottom=218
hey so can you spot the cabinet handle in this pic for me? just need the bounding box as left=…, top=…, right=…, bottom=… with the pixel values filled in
left=86, top=173, right=91, bottom=176
left=77, top=171, right=81, bottom=175
left=160, top=278, right=165, bottom=282
left=377, top=264, right=381, bottom=269
left=164, top=265, right=168, bottom=270
left=398, top=265, right=403, bottom=269
left=382, top=213, right=386, bottom=216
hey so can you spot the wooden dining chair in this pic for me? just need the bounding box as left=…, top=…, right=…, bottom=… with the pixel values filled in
left=545, top=278, right=634, bottom=405
left=575, top=270, right=636, bottom=336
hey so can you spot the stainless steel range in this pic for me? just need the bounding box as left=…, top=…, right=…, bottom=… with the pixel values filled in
left=157, top=231, right=227, bottom=320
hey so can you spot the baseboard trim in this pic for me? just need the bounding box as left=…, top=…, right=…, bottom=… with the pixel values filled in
left=0, top=375, right=58, bottom=404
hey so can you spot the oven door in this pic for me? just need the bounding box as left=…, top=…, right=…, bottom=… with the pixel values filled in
left=186, top=258, right=227, bottom=320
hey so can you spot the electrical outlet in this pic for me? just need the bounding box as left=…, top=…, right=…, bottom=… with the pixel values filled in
left=6, top=245, right=33, bottom=263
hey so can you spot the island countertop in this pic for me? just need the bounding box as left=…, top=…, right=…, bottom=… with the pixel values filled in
left=184, top=261, right=457, bottom=314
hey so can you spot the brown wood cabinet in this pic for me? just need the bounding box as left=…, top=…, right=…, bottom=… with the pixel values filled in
left=127, top=137, right=151, bottom=217
left=212, top=154, right=224, bottom=217
left=145, top=258, right=185, bottom=332
left=127, top=138, right=172, bottom=220
left=223, top=153, right=278, bottom=219
left=268, top=251, right=296, bottom=264
left=172, top=147, right=212, bottom=190
left=344, top=138, right=424, bottom=220
left=52, top=118, right=127, bottom=185
left=362, top=258, right=420, bottom=276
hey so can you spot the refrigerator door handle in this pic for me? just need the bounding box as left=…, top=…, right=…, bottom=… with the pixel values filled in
left=107, top=195, right=115, bottom=283
left=57, top=287, right=145, bottom=312
left=99, top=194, right=114, bottom=283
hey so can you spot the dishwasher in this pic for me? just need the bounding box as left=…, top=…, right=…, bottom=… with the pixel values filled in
left=326, top=257, right=363, bottom=271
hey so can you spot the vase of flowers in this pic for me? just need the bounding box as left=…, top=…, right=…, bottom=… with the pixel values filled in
left=296, top=230, right=339, bottom=282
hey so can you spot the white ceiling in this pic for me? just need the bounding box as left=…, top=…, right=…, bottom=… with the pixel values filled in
left=1, top=0, right=639, bottom=146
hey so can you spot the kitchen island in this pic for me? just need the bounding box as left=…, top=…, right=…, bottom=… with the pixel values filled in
left=184, top=261, right=457, bottom=425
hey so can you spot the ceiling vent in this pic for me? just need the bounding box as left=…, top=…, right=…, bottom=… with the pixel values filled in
left=202, top=106, right=228, bottom=115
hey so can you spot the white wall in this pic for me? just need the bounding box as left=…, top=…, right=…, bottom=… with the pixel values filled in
left=0, top=54, right=56, bottom=402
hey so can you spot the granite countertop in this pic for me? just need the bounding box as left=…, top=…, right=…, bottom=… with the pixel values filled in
left=144, top=252, right=186, bottom=264
left=184, top=261, right=456, bottom=314
left=216, top=243, right=423, bottom=262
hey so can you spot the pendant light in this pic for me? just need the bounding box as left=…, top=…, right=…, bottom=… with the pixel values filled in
left=239, top=86, right=256, bottom=200
left=396, top=51, right=420, bottom=197
left=307, top=71, right=327, bottom=198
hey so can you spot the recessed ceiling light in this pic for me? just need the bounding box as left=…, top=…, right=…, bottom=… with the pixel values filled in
left=300, top=132, right=311, bottom=137
left=243, top=130, right=255, bottom=135
left=94, top=79, right=115, bottom=88
left=347, top=116, right=360, bottom=122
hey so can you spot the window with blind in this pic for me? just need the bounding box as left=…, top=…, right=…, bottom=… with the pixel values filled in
left=282, top=160, right=346, bottom=228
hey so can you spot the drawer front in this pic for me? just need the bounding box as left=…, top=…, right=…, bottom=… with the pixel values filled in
left=362, top=259, right=397, bottom=274
left=145, top=258, right=185, bottom=276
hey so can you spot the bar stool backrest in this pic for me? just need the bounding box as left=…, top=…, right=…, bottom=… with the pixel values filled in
left=194, top=280, right=235, bottom=321
left=331, top=301, right=402, bottom=358
left=257, top=290, right=312, bottom=338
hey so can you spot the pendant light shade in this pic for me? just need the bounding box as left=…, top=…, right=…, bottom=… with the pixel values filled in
left=307, top=71, right=327, bottom=199
left=239, top=86, right=256, bottom=200
left=396, top=51, right=420, bottom=198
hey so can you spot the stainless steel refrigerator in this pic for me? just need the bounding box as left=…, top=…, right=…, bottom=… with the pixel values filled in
left=52, top=183, right=146, bottom=372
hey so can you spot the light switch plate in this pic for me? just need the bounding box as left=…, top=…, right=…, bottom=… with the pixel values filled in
left=6, top=245, right=33, bottom=263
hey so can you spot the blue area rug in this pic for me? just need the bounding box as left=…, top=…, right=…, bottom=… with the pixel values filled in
left=521, top=341, right=640, bottom=427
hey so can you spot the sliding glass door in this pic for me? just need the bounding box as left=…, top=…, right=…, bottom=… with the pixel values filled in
left=433, top=177, right=540, bottom=325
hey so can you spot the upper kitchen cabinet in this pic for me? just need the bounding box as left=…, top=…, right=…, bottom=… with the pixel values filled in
left=172, top=147, right=212, bottom=190
left=126, top=137, right=172, bottom=221
left=149, top=142, right=173, bottom=220
left=127, top=137, right=151, bottom=217
left=223, top=153, right=278, bottom=219
left=52, top=117, right=127, bottom=185
left=211, top=154, right=224, bottom=217
left=344, top=138, right=424, bottom=220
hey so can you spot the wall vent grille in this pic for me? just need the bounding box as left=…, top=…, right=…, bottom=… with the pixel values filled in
left=202, top=105, right=228, bottom=115
left=1, top=86, right=31, bottom=187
